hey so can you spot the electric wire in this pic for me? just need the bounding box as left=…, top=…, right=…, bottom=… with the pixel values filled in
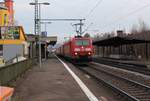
left=135, top=0, right=150, bottom=4
left=84, top=0, right=150, bottom=32
left=85, top=0, right=103, bottom=19
left=82, top=0, right=103, bottom=34
left=100, top=3, right=150, bottom=29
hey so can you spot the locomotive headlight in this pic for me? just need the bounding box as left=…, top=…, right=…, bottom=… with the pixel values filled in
left=88, top=52, right=91, bottom=55
left=85, top=48, right=91, bottom=51
left=75, top=52, right=78, bottom=55
left=74, top=48, right=80, bottom=51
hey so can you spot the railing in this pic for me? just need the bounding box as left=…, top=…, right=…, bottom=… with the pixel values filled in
left=5, top=56, right=19, bottom=65
left=0, top=59, right=35, bottom=85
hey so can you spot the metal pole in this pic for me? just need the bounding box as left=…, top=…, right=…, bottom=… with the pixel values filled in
left=45, top=23, right=47, bottom=60
left=35, top=0, right=38, bottom=35
left=35, top=0, right=38, bottom=58
left=30, top=1, right=50, bottom=67
left=79, top=20, right=82, bottom=36
left=38, top=4, right=42, bottom=68
left=45, top=43, right=47, bottom=60
left=45, top=23, right=47, bottom=32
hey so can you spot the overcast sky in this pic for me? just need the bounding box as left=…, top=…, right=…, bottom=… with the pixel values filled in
left=14, top=0, right=150, bottom=42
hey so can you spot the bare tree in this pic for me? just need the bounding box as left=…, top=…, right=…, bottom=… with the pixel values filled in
left=131, top=20, right=150, bottom=34
left=139, top=20, right=149, bottom=33
left=131, top=24, right=138, bottom=34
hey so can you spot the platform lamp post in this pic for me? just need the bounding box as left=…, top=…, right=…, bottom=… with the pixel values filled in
left=29, top=2, right=50, bottom=68
left=41, top=22, right=52, bottom=33
left=41, top=21, right=52, bottom=60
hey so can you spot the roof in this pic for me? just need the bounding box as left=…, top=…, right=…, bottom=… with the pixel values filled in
left=93, top=36, right=150, bottom=46
left=41, top=36, right=57, bottom=46
left=26, top=34, right=57, bottom=45
left=26, top=34, right=36, bottom=42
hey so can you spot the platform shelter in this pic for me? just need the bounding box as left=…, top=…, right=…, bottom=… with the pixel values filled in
left=93, top=36, right=150, bottom=60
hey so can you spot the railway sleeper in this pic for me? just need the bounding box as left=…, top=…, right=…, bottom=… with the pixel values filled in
left=135, top=96, right=150, bottom=101
left=132, top=91, right=150, bottom=94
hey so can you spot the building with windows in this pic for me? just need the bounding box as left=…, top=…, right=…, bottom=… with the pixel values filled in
left=0, top=5, right=9, bottom=26
left=0, top=0, right=14, bottom=26
left=0, top=26, right=28, bottom=63
left=0, top=0, right=29, bottom=65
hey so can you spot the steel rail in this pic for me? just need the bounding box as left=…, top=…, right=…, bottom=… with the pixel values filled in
left=77, top=64, right=150, bottom=101
left=93, top=58, right=150, bottom=75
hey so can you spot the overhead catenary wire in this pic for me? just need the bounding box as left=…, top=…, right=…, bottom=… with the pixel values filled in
left=82, top=23, right=93, bottom=34
left=100, top=2, right=150, bottom=29
left=84, top=0, right=150, bottom=33
left=135, top=0, right=150, bottom=4
left=85, top=0, right=103, bottom=19
left=82, top=0, right=103, bottom=34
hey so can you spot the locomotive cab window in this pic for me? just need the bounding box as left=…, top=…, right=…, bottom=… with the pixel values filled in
left=75, top=40, right=90, bottom=46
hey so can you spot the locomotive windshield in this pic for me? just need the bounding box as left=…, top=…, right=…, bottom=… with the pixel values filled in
left=75, top=40, right=90, bottom=46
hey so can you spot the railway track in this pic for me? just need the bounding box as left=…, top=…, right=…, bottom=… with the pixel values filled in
left=77, top=63, right=150, bottom=101
left=93, top=58, right=150, bottom=75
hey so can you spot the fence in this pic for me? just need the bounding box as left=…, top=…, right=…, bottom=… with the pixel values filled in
left=0, top=59, right=35, bottom=85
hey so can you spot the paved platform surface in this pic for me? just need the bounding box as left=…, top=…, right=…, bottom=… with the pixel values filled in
left=13, top=57, right=89, bottom=101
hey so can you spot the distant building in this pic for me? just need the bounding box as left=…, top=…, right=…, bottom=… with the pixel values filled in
left=0, top=0, right=14, bottom=26
left=0, top=26, right=28, bottom=63
left=0, top=5, right=9, bottom=26
left=117, top=30, right=126, bottom=37
left=0, top=0, right=29, bottom=65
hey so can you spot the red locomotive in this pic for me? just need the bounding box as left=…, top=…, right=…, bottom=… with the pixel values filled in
left=56, top=36, right=93, bottom=62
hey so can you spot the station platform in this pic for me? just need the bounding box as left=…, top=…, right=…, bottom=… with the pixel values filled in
left=13, top=56, right=89, bottom=101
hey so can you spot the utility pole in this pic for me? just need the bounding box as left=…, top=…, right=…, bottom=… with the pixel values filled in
left=38, top=3, right=42, bottom=68
left=79, top=20, right=83, bottom=36
left=30, top=1, right=50, bottom=68
left=41, top=22, right=51, bottom=60
left=41, top=19, right=85, bottom=36
left=35, top=0, right=38, bottom=36
left=34, top=0, right=38, bottom=58
left=73, top=19, right=84, bottom=36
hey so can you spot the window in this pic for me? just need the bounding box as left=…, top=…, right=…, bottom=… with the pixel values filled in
left=75, top=40, right=90, bottom=46
left=4, top=14, right=7, bottom=25
left=0, top=45, right=3, bottom=56
left=0, top=26, right=20, bottom=39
